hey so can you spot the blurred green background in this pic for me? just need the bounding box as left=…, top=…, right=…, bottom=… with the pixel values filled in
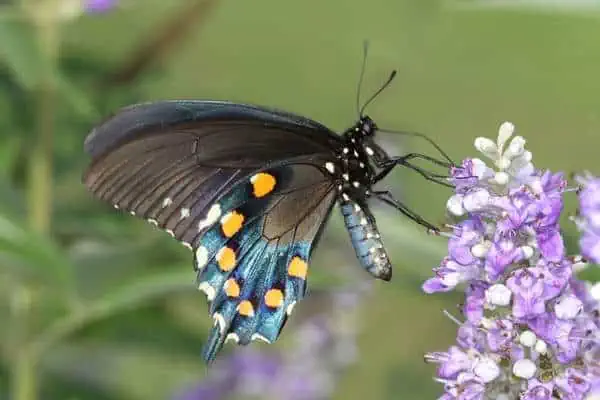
left=1, top=0, right=600, bottom=399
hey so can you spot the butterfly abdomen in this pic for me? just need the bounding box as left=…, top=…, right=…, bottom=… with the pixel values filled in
left=340, top=200, right=392, bottom=281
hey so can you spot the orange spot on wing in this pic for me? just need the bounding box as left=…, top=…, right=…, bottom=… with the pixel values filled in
left=264, top=289, right=284, bottom=308
left=217, top=247, right=236, bottom=271
left=224, top=279, right=240, bottom=298
left=237, top=300, right=254, bottom=317
left=221, top=211, right=244, bottom=238
left=251, top=173, right=276, bottom=198
left=288, top=256, right=308, bottom=279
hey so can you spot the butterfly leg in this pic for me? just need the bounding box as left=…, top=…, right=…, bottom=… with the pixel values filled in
left=373, top=190, right=440, bottom=233
left=374, top=153, right=453, bottom=188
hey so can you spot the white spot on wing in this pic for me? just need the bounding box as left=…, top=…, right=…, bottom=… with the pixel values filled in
left=360, top=217, right=368, bottom=226
left=199, top=282, right=216, bottom=301
left=353, top=203, right=361, bottom=212
left=198, top=204, right=222, bottom=231
left=226, top=333, right=240, bottom=344
left=180, top=207, right=190, bottom=219
left=342, top=173, right=349, bottom=181
left=251, top=333, right=271, bottom=343
left=165, top=229, right=175, bottom=237
left=182, top=241, right=192, bottom=250
left=129, top=211, right=136, bottom=216
left=147, top=218, right=158, bottom=227
left=365, top=146, right=375, bottom=156
left=113, top=204, right=119, bottom=209
left=286, top=301, right=296, bottom=315
left=213, top=312, right=226, bottom=333
left=342, top=193, right=350, bottom=201
left=162, top=197, right=173, bottom=208
left=325, top=162, right=335, bottom=173
left=352, top=181, right=360, bottom=188
left=195, top=246, right=209, bottom=269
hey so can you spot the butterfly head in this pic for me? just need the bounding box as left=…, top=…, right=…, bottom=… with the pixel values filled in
left=356, top=116, right=377, bottom=138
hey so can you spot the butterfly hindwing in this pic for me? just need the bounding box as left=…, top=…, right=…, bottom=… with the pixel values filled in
left=193, top=164, right=336, bottom=362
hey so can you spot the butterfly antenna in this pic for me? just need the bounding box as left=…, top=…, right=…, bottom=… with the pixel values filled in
left=359, top=70, right=397, bottom=117
left=356, top=40, right=370, bottom=116
left=381, top=128, right=455, bottom=165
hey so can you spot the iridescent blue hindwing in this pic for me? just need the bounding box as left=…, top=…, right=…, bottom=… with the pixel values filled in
left=191, top=164, right=336, bottom=362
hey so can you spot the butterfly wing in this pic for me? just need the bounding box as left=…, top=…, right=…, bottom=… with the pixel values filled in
left=83, top=100, right=340, bottom=362
left=197, top=164, right=336, bottom=362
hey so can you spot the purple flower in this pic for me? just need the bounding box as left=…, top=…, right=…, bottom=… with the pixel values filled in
left=175, top=283, right=368, bottom=400
left=424, top=122, right=600, bottom=399
left=576, top=173, right=600, bottom=264
left=85, top=0, right=117, bottom=12
left=507, top=268, right=547, bottom=319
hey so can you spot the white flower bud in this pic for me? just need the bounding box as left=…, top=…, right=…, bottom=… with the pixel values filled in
left=485, top=284, right=512, bottom=307
left=504, top=136, right=526, bottom=160
left=480, top=318, right=495, bottom=330
left=513, top=359, right=537, bottom=379
left=555, top=295, right=583, bottom=320
left=497, top=122, right=515, bottom=150
left=492, top=171, right=510, bottom=185
left=495, top=157, right=511, bottom=170
left=473, top=357, right=500, bottom=383
left=474, top=137, right=498, bottom=159
left=471, top=241, right=491, bottom=258
left=535, top=340, right=548, bottom=354
left=512, top=151, right=532, bottom=170
left=591, top=282, right=600, bottom=301
left=463, top=189, right=490, bottom=212
left=520, top=245, right=534, bottom=259
left=519, top=330, right=537, bottom=347
left=447, top=194, right=465, bottom=216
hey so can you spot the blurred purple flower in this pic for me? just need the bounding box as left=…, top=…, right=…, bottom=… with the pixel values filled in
left=176, top=283, right=369, bottom=400
left=424, top=122, right=600, bottom=399
left=576, top=173, right=600, bottom=264
left=85, top=0, right=117, bottom=13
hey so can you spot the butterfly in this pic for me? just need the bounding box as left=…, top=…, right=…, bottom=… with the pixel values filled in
left=82, top=70, right=453, bottom=363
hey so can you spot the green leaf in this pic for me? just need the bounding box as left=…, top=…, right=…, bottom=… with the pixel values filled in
left=0, top=213, right=75, bottom=291
left=55, top=72, right=98, bottom=119
left=42, top=342, right=204, bottom=400
left=0, top=17, right=45, bottom=89
left=30, top=267, right=194, bottom=357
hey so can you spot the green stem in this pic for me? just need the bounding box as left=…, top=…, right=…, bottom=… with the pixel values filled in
left=10, top=286, right=36, bottom=400
left=11, top=6, right=60, bottom=400
left=27, top=19, right=58, bottom=235
left=12, top=349, right=36, bottom=400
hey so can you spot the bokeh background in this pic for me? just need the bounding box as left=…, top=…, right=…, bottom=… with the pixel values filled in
left=1, top=0, right=600, bottom=399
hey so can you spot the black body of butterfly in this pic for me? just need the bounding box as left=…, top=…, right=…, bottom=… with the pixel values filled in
left=82, top=77, right=452, bottom=363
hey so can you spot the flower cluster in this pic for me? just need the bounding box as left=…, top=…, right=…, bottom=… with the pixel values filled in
left=174, top=282, right=369, bottom=400
left=575, top=173, right=600, bottom=265
left=424, top=122, right=600, bottom=399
